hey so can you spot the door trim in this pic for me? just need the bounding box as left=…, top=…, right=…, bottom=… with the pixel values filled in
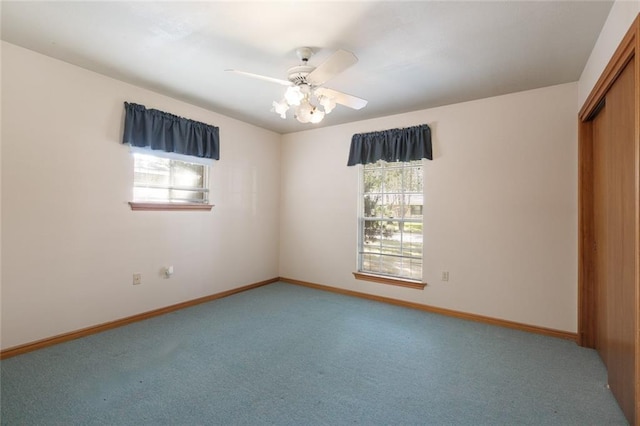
left=579, top=16, right=638, bottom=122
left=578, top=15, right=639, bottom=348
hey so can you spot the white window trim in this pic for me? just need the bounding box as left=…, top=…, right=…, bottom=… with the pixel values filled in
left=129, top=148, right=213, bottom=211
left=355, top=160, right=425, bottom=286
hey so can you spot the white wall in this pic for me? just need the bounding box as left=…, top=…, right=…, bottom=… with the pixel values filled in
left=1, top=42, right=281, bottom=350
left=280, top=83, right=578, bottom=332
left=579, top=0, right=639, bottom=106
left=7, top=1, right=633, bottom=348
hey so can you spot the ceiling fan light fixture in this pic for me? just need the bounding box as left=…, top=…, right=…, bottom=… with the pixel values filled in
left=309, top=108, right=325, bottom=124
left=272, top=100, right=289, bottom=119
left=318, top=94, right=336, bottom=114
left=228, top=47, right=365, bottom=125
left=284, top=86, right=304, bottom=106
left=294, top=100, right=314, bottom=123
left=294, top=99, right=325, bottom=124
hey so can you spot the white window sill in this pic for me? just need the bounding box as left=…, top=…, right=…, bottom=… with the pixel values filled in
left=128, top=202, right=213, bottom=211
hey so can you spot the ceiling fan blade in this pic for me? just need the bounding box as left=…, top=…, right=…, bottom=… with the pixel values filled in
left=315, top=87, right=368, bottom=110
left=306, top=49, right=358, bottom=86
left=225, top=69, right=292, bottom=86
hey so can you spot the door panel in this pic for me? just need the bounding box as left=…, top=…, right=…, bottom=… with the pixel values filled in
left=591, top=59, right=636, bottom=424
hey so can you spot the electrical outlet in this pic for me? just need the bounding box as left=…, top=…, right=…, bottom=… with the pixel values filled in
left=164, top=266, right=174, bottom=278
left=133, top=273, right=142, bottom=285
left=441, top=271, right=449, bottom=281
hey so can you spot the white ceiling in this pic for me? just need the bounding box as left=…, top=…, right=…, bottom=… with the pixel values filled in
left=1, top=1, right=613, bottom=134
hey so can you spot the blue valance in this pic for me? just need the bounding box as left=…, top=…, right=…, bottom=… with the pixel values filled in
left=122, top=102, right=220, bottom=160
left=347, top=124, right=432, bottom=166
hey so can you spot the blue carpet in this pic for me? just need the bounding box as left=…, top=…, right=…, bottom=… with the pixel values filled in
left=0, top=282, right=628, bottom=425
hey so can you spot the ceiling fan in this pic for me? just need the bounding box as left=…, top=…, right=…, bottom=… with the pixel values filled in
left=226, top=47, right=368, bottom=124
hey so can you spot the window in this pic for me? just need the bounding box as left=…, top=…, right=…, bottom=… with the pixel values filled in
left=132, top=152, right=209, bottom=204
left=358, top=160, right=423, bottom=282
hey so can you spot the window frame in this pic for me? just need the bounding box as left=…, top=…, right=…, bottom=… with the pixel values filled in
left=355, top=159, right=425, bottom=289
left=129, top=150, right=214, bottom=211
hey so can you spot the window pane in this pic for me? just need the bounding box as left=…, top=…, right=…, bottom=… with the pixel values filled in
left=383, top=167, right=403, bottom=193
left=381, top=254, right=402, bottom=276
left=134, top=154, right=170, bottom=186
left=402, top=222, right=423, bottom=257
left=363, top=220, right=383, bottom=244
left=171, top=161, right=205, bottom=189
left=380, top=194, right=403, bottom=219
left=133, top=153, right=208, bottom=203
left=364, top=253, right=393, bottom=275
left=362, top=253, right=377, bottom=272
left=380, top=220, right=401, bottom=256
left=403, top=165, right=423, bottom=192
left=400, top=257, right=422, bottom=280
left=406, top=195, right=423, bottom=219
left=359, top=160, right=423, bottom=281
left=364, top=194, right=382, bottom=218
left=363, top=167, right=383, bottom=194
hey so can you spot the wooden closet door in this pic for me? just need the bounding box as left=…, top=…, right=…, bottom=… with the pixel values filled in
left=592, top=58, right=637, bottom=424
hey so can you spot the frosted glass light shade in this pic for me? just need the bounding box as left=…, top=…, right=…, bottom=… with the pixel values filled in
left=272, top=100, right=289, bottom=119
left=309, top=108, right=325, bottom=123
left=295, top=101, right=314, bottom=123
left=319, top=95, right=336, bottom=114
left=284, top=86, right=304, bottom=106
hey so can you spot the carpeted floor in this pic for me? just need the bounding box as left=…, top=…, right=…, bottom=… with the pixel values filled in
left=0, top=282, right=628, bottom=425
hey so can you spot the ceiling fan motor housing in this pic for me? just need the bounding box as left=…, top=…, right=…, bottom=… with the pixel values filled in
left=288, top=47, right=315, bottom=85
left=287, top=65, right=314, bottom=86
